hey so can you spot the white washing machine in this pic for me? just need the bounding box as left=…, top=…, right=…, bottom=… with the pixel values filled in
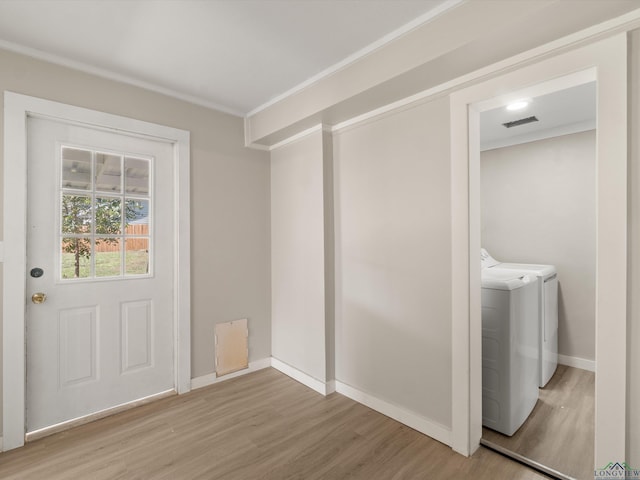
left=481, top=248, right=558, bottom=387
left=481, top=268, right=539, bottom=436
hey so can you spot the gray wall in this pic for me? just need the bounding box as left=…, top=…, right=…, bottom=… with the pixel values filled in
left=0, top=47, right=272, bottom=437
left=333, top=97, right=452, bottom=428
left=480, top=131, right=596, bottom=362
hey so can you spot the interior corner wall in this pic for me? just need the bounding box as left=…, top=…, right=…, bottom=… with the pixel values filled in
left=627, top=27, right=640, bottom=468
left=0, top=47, right=272, bottom=438
left=271, top=129, right=329, bottom=382
left=480, top=130, right=596, bottom=362
left=333, top=96, right=452, bottom=428
left=323, top=130, right=336, bottom=381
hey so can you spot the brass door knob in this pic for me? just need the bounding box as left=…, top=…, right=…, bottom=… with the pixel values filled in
left=31, top=292, right=47, bottom=304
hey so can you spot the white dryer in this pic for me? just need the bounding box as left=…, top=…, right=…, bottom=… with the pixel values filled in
left=481, top=248, right=558, bottom=387
left=481, top=269, right=539, bottom=436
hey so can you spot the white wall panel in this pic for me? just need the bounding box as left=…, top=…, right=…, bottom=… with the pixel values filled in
left=270, top=129, right=328, bottom=382
left=333, top=97, right=452, bottom=428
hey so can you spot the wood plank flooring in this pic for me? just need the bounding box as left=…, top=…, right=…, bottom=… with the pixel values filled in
left=0, top=368, right=548, bottom=480
left=482, top=365, right=595, bottom=480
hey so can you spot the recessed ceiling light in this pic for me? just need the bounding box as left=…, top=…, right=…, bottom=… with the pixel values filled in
left=506, top=100, right=530, bottom=111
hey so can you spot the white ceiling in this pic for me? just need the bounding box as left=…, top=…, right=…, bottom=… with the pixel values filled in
left=0, top=0, right=597, bottom=146
left=480, top=82, right=597, bottom=151
left=0, top=0, right=457, bottom=116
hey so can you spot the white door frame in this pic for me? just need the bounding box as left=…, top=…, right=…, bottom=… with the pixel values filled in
left=2, top=92, right=191, bottom=451
left=450, top=33, right=627, bottom=467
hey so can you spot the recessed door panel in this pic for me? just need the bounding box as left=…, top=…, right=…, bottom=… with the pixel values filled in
left=59, top=306, right=98, bottom=387
left=122, top=300, right=153, bottom=373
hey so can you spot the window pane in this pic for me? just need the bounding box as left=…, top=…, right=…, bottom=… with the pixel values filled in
left=58, top=146, right=153, bottom=281
left=95, top=197, right=123, bottom=235
left=61, top=195, right=92, bottom=234
left=125, top=157, right=149, bottom=194
left=125, top=199, right=149, bottom=231
left=61, top=238, right=91, bottom=279
left=62, top=147, right=91, bottom=190
left=95, top=238, right=121, bottom=277
left=125, top=237, right=149, bottom=275
left=96, top=153, right=122, bottom=193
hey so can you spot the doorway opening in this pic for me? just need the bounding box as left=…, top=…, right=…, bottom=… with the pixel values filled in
left=450, top=33, right=627, bottom=471
left=477, top=81, right=596, bottom=480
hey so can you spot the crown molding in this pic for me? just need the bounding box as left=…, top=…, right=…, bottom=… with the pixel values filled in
left=0, top=39, right=245, bottom=118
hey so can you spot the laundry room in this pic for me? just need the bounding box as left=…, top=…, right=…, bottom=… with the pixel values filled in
left=478, top=81, right=596, bottom=480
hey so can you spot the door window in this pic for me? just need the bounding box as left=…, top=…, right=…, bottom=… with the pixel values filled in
left=59, top=146, right=152, bottom=280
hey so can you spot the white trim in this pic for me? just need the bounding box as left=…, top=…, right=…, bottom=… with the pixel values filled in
left=330, top=86, right=446, bottom=134
left=0, top=436, right=3, bottom=452
left=245, top=0, right=464, bottom=118
left=0, top=39, right=244, bottom=118
left=558, top=354, right=596, bottom=373
left=450, top=81, right=474, bottom=457
left=2, top=92, right=191, bottom=451
left=271, top=358, right=332, bottom=396
left=268, top=124, right=329, bottom=151
left=3, top=93, right=28, bottom=452
left=0, top=241, right=4, bottom=262
left=173, top=113, right=192, bottom=396
left=335, top=381, right=452, bottom=447
left=247, top=142, right=271, bottom=152
left=326, top=380, right=336, bottom=395
left=329, top=8, right=640, bottom=136
left=191, top=358, right=272, bottom=390
left=450, top=35, right=627, bottom=465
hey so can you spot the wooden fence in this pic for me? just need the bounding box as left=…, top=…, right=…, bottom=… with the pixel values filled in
left=95, top=224, right=148, bottom=252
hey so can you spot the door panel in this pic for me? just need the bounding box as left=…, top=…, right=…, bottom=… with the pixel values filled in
left=59, top=306, right=98, bottom=387
left=121, top=300, right=153, bottom=373
left=26, top=116, right=175, bottom=434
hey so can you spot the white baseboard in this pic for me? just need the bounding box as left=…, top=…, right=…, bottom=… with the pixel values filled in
left=326, top=379, right=336, bottom=394
left=558, top=354, right=596, bottom=372
left=199, top=357, right=451, bottom=448
left=335, top=381, right=452, bottom=447
left=191, top=357, right=272, bottom=390
left=271, top=357, right=333, bottom=396
left=0, top=435, right=3, bottom=452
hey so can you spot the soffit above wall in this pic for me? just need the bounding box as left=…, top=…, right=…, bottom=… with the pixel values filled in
left=245, top=0, right=640, bottom=148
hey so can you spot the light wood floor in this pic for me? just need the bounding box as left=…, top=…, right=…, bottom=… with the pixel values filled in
left=482, top=365, right=595, bottom=480
left=0, top=368, right=548, bottom=480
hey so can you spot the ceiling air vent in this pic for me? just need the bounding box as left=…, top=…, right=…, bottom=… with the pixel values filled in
left=502, top=116, right=538, bottom=128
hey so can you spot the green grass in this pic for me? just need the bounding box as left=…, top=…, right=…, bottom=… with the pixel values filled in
left=61, top=250, right=149, bottom=279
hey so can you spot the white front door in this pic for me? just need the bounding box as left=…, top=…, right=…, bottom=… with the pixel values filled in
left=25, top=115, right=175, bottom=434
